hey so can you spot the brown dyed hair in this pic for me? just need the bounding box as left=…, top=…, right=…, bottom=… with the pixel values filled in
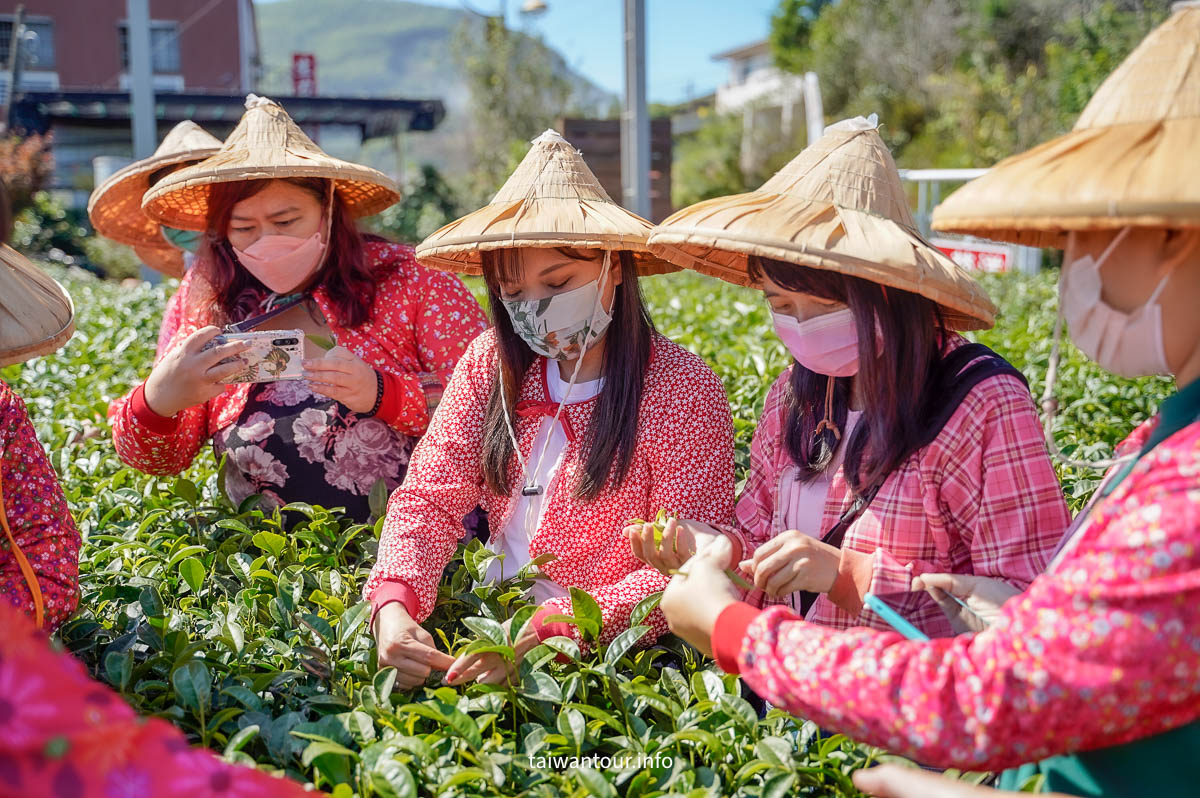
left=194, top=177, right=377, bottom=327
left=748, top=255, right=947, bottom=495
left=480, top=247, right=655, bottom=501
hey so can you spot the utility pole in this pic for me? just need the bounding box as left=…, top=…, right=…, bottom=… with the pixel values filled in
left=127, top=0, right=158, bottom=282
left=127, top=0, right=155, bottom=160
left=621, top=0, right=650, bottom=219
left=4, top=4, right=25, bottom=128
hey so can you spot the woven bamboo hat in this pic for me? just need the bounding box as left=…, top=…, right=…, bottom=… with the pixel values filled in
left=0, top=245, right=74, bottom=367
left=415, top=129, right=679, bottom=276
left=142, top=95, right=400, bottom=230
left=133, top=243, right=185, bottom=276
left=648, top=117, right=996, bottom=330
left=932, top=2, right=1200, bottom=247
left=88, top=121, right=222, bottom=276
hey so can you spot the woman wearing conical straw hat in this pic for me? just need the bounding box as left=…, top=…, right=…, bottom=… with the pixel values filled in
left=108, top=96, right=487, bottom=523
left=364, top=129, right=736, bottom=688
left=88, top=120, right=223, bottom=354
left=0, top=179, right=80, bottom=632
left=632, top=115, right=1068, bottom=640
left=658, top=5, right=1200, bottom=797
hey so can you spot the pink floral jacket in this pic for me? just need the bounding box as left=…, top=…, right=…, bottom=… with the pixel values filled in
left=714, top=411, right=1200, bottom=770
left=365, top=329, right=737, bottom=646
left=109, top=241, right=488, bottom=475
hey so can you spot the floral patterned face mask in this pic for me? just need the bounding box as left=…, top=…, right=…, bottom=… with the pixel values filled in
left=500, top=252, right=614, bottom=360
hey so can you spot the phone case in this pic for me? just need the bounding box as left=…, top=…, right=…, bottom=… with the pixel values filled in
left=204, top=329, right=305, bottom=384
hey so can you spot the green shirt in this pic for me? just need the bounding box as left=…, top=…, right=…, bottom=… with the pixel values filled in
left=998, top=378, right=1200, bottom=796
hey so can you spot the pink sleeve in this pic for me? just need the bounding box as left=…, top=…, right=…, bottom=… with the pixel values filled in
left=363, top=333, right=490, bottom=621
left=539, top=362, right=738, bottom=647
left=0, top=382, right=80, bottom=631
left=0, top=602, right=312, bottom=798
left=373, top=254, right=489, bottom=437
left=729, top=448, right=1200, bottom=770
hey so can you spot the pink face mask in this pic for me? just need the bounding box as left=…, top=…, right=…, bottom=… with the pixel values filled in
left=772, top=307, right=861, bottom=377
left=233, top=231, right=327, bottom=294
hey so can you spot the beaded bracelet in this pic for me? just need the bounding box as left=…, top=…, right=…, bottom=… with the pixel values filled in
left=363, top=370, right=385, bottom=417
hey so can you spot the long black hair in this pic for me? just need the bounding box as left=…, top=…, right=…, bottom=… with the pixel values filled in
left=749, top=255, right=948, bottom=495
left=480, top=248, right=655, bottom=501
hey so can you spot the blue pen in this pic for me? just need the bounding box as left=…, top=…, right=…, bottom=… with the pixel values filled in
left=863, top=592, right=930, bottom=641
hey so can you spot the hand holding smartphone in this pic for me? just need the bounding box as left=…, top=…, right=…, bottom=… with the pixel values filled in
left=201, top=329, right=305, bottom=383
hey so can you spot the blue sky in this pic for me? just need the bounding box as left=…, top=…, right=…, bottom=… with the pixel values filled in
left=450, top=0, right=783, bottom=103
left=259, top=0, right=782, bottom=103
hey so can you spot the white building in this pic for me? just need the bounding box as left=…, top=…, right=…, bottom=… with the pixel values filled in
left=712, top=39, right=807, bottom=171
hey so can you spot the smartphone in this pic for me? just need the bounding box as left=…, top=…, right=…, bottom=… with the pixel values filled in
left=203, top=329, right=305, bottom=384
left=863, top=592, right=930, bottom=641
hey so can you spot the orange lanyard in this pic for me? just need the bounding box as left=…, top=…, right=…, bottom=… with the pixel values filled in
left=0, top=467, right=45, bottom=628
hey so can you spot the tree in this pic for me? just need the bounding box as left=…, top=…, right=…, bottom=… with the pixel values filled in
left=453, top=16, right=573, bottom=206
left=769, top=0, right=834, bottom=74
left=367, top=164, right=461, bottom=245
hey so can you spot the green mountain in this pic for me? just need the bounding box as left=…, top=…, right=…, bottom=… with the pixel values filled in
left=253, top=0, right=615, bottom=179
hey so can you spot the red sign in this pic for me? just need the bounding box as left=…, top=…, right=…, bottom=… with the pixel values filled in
left=930, top=237, right=1011, bottom=273
left=292, top=54, right=317, bottom=96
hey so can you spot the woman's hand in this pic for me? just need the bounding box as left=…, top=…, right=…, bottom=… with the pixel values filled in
left=444, top=616, right=542, bottom=686
left=661, top=536, right=741, bottom=656
left=911, top=573, right=1021, bottom=633
left=143, top=326, right=252, bottom=417
left=373, top=602, right=456, bottom=690
left=303, top=345, right=379, bottom=413
left=743, top=529, right=840, bottom=597
left=854, top=764, right=1072, bottom=798
left=626, top=516, right=720, bottom=575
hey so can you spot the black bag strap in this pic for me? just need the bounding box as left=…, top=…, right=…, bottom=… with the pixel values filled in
left=796, top=343, right=1027, bottom=617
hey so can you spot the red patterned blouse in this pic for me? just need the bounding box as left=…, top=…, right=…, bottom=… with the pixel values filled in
left=109, top=241, right=488, bottom=476
left=0, top=601, right=312, bottom=798
left=365, top=329, right=737, bottom=646
left=0, top=379, right=80, bottom=631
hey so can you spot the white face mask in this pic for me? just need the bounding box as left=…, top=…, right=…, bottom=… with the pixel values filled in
left=501, top=257, right=614, bottom=361
left=1060, top=228, right=1175, bottom=378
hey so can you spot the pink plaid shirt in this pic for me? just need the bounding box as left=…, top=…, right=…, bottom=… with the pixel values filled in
left=722, top=337, right=1071, bottom=637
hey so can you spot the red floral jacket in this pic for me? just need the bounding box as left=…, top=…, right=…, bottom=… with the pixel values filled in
left=109, top=241, right=488, bottom=475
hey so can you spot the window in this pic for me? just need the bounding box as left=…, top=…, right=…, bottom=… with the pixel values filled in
left=118, top=20, right=181, bottom=74
left=0, top=17, right=56, bottom=69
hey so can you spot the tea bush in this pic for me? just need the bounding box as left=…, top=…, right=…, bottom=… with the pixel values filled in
left=2, top=265, right=1172, bottom=796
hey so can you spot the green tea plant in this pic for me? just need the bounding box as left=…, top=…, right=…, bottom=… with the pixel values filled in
left=2, top=264, right=1172, bottom=796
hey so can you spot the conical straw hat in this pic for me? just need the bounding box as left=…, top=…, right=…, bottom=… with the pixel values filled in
left=932, top=2, right=1200, bottom=247
left=0, top=245, right=74, bottom=367
left=133, top=242, right=186, bottom=278
left=415, top=129, right=679, bottom=276
left=142, top=95, right=400, bottom=230
left=648, top=118, right=996, bottom=330
left=88, top=121, right=222, bottom=267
